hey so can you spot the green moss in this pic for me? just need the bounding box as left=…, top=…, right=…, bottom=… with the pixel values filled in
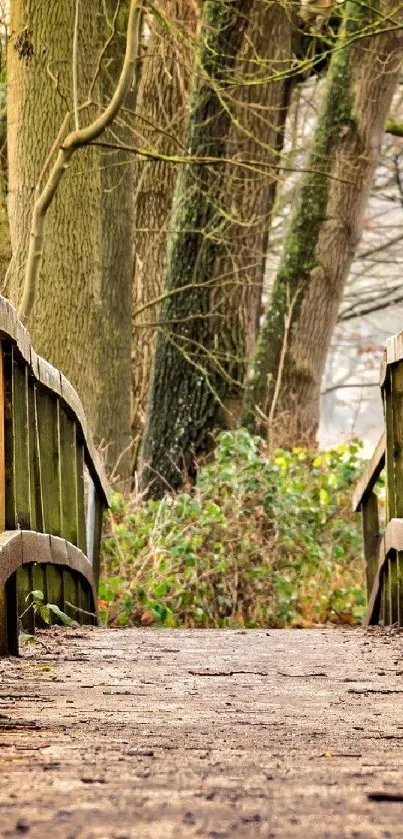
left=243, top=0, right=370, bottom=430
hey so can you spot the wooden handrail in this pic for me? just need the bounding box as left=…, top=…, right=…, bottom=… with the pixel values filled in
left=365, top=518, right=403, bottom=625
left=352, top=431, right=385, bottom=512
left=0, top=294, right=108, bottom=506
left=0, top=295, right=109, bottom=654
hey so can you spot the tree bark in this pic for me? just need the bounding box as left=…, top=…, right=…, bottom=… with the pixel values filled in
left=242, top=0, right=403, bottom=448
left=7, top=1, right=102, bottom=428
left=97, top=6, right=137, bottom=480
left=7, top=0, right=136, bottom=465
left=212, top=0, right=292, bottom=428
left=131, top=0, right=199, bottom=472
left=140, top=0, right=254, bottom=498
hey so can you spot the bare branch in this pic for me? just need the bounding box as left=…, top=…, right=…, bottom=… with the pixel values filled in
left=18, top=0, right=144, bottom=323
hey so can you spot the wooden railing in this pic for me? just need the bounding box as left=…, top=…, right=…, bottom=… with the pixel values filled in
left=0, top=296, right=108, bottom=654
left=353, top=330, right=403, bottom=625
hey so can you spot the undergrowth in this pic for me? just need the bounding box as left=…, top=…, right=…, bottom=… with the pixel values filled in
left=100, top=430, right=365, bottom=628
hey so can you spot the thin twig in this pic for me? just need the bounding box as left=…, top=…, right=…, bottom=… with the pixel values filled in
left=267, top=285, right=300, bottom=451
left=72, top=0, right=80, bottom=131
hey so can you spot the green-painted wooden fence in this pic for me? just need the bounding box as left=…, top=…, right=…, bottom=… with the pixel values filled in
left=0, top=297, right=108, bottom=654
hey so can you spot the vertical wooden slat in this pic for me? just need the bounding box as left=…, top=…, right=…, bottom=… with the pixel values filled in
left=0, top=341, right=6, bottom=534
left=384, top=559, right=391, bottom=626
left=36, top=390, right=61, bottom=536
left=398, top=552, right=403, bottom=626
left=17, top=566, right=35, bottom=635
left=12, top=357, right=31, bottom=529
left=91, top=496, right=104, bottom=594
left=45, top=565, right=63, bottom=622
left=384, top=362, right=403, bottom=622
left=76, top=440, right=87, bottom=554
left=389, top=553, right=399, bottom=624
left=0, top=584, right=7, bottom=655
left=31, top=563, right=47, bottom=628
left=361, top=492, right=381, bottom=600
left=86, top=477, right=96, bottom=565
left=380, top=571, right=386, bottom=626
left=77, top=578, right=91, bottom=624
left=28, top=381, right=43, bottom=532
left=59, top=408, right=78, bottom=545
left=5, top=573, right=18, bottom=655
left=391, top=363, right=403, bottom=517
left=4, top=344, right=15, bottom=529
left=0, top=343, right=7, bottom=653
left=63, top=569, right=78, bottom=619
left=384, top=377, right=396, bottom=521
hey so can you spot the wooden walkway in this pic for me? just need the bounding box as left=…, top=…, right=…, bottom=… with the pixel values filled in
left=1, top=627, right=403, bottom=838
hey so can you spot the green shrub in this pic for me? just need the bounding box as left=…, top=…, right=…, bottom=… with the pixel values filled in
left=99, top=430, right=365, bottom=628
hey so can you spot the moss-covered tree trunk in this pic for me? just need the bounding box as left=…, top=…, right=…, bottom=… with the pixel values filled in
left=211, top=0, right=292, bottom=427
left=242, top=0, right=403, bottom=447
left=7, top=1, right=134, bottom=463
left=140, top=0, right=254, bottom=498
left=131, top=0, right=198, bottom=472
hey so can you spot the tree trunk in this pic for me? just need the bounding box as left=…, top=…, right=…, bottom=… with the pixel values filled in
left=242, top=0, right=403, bottom=448
left=0, top=98, right=11, bottom=287
left=7, top=2, right=102, bottom=426
left=7, top=1, right=134, bottom=463
left=212, top=0, right=292, bottom=428
left=97, top=7, right=136, bottom=481
left=131, top=0, right=199, bottom=472
left=140, top=0, right=254, bottom=498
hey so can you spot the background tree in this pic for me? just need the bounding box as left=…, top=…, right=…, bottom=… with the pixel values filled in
left=6, top=0, right=138, bottom=472
left=140, top=0, right=260, bottom=498
left=243, top=0, right=403, bottom=448
left=208, top=0, right=293, bottom=428
left=131, top=0, right=199, bottom=470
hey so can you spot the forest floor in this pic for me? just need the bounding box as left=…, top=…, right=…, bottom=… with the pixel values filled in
left=1, top=627, right=403, bottom=838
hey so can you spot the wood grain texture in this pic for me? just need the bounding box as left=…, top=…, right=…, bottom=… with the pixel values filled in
left=352, top=431, right=385, bottom=512
left=0, top=295, right=108, bottom=505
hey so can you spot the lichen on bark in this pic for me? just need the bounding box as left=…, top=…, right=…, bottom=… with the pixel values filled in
left=242, top=0, right=402, bottom=447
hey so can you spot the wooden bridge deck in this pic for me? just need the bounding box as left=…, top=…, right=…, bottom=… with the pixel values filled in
left=1, top=628, right=403, bottom=838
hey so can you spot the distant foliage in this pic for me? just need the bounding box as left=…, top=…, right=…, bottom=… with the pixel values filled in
left=100, top=430, right=365, bottom=628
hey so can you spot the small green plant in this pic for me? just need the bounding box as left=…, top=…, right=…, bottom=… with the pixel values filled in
left=20, top=590, right=79, bottom=628
left=100, top=430, right=366, bottom=629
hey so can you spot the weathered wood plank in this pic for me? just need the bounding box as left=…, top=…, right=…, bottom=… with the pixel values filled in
left=379, top=350, right=388, bottom=389
left=91, top=495, right=104, bottom=590
left=17, top=565, right=35, bottom=635
left=365, top=522, right=403, bottom=625
left=28, top=381, right=43, bottom=532
left=391, top=362, right=403, bottom=518
left=38, top=357, right=62, bottom=396
left=5, top=572, right=18, bottom=655
left=45, top=565, right=63, bottom=623
left=0, top=300, right=109, bottom=510
left=31, top=563, right=47, bottom=628
left=62, top=568, right=78, bottom=619
left=36, top=391, right=61, bottom=536
left=76, top=443, right=87, bottom=555
left=3, top=343, right=15, bottom=530
left=386, top=331, right=403, bottom=366
left=384, top=379, right=396, bottom=521
left=0, top=584, right=7, bottom=655
left=12, top=355, right=31, bottom=530
left=361, top=491, right=381, bottom=598
left=59, top=408, right=78, bottom=545
left=352, top=432, right=385, bottom=512
left=0, top=341, right=5, bottom=534
left=389, top=552, right=399, bottom=624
